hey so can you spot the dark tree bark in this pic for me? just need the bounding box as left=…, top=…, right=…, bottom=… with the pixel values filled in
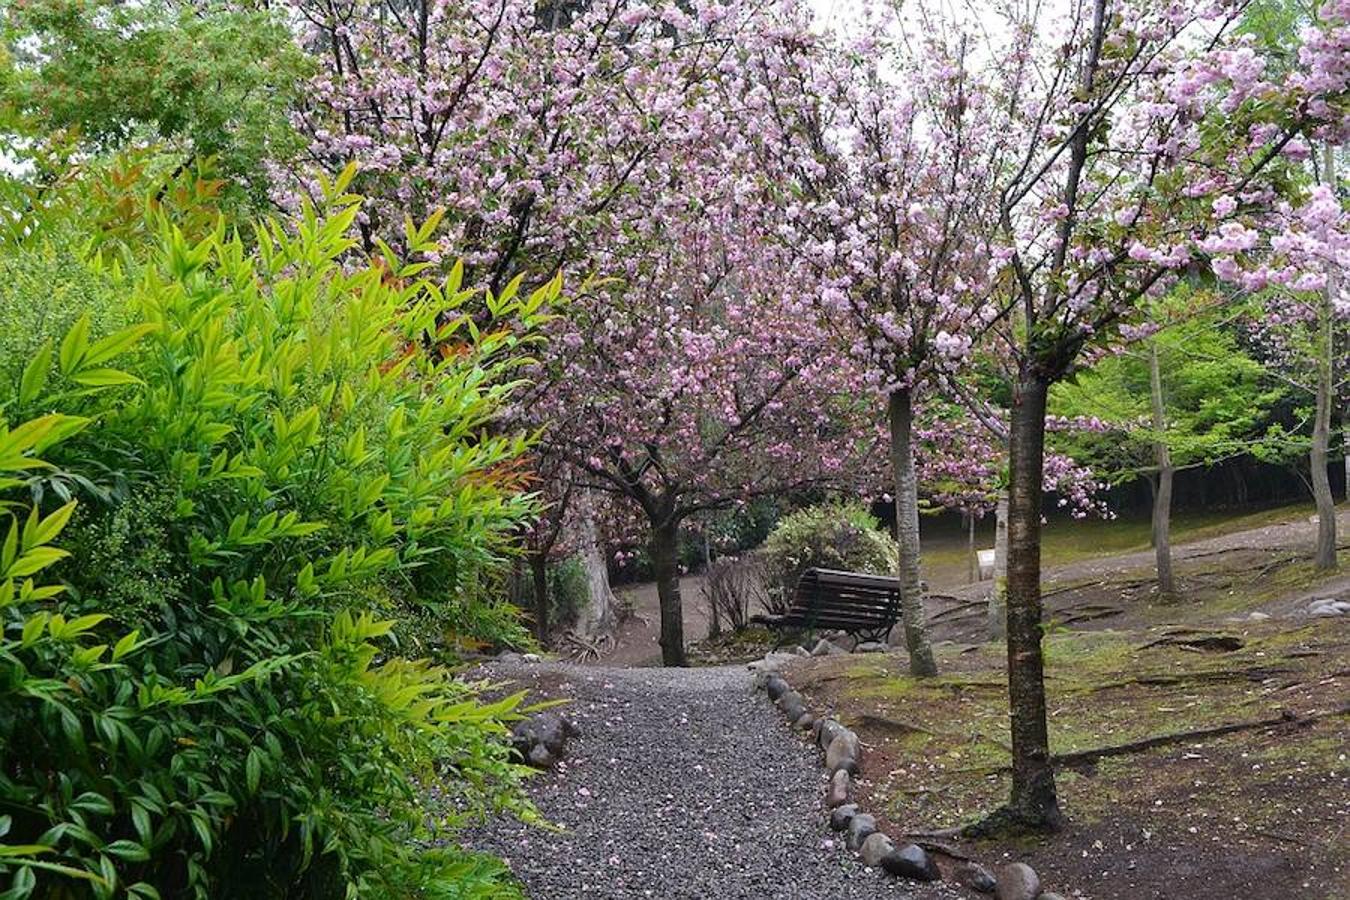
left=888, top=388, right=939, bottom=677
left=1004, top=374, right=1064, bottom=829
left=530, top=551, right=550, bottom=643
left=650, top=517, right=687, bottom=667
left=1148, top=342, right=1176, bottom=595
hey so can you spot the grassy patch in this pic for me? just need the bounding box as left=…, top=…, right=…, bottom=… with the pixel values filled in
left=799, top=622, right=1347, bottom=834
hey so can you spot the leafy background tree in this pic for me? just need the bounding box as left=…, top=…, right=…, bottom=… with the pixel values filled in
left=1052, top=294, right=1289, bottom=594
left=1, top=0, right=307, bottom=208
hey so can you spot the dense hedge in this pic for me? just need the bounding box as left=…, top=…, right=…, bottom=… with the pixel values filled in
left=758, top=502, right=898, bottom=613
left=0, top=163, right=549, bottom=898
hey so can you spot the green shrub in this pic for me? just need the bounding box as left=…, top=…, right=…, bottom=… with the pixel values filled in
left=548, top=556, right=589, bottom=627
left=0, top=165, right=551, bottom=898
left=758, top=501, right=898, bottom=614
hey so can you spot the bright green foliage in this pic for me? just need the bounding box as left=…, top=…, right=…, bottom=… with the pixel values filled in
left=1051, top=302, right=1289, bottom=481
left=0, top=166, right=553, bottom=897
left=758, top=501, right=899, bottom=611
left=1, top=0, right=307, bottom=208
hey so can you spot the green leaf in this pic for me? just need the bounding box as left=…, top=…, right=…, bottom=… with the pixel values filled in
left=18, top=341, right=52, bottom=404
left=20, top=613, right=46, bottom=645
left=112, top=629, right=141, bottom=661
left=29, top=501, right=77, bottom=549
left=7, top=546, right=70, bottom=578
left=82, top=323, right=157, bottom=367
left=71, top=368, right=142, bottom=388
left=102, top=840, right=150, bottom=862
left=246, top=748, right=262, bottom=795
left=58, top=314, right=91, bottom=374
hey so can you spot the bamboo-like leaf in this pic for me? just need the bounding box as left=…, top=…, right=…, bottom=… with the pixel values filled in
left=18, top=341, right=52, bottom=404
left=58, top=314, right=91, bottom=374
left=71, top=368, right=142, bottom=388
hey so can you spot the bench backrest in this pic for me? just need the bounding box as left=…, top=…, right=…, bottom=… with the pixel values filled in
left=792, top=567, right=901, bottom=628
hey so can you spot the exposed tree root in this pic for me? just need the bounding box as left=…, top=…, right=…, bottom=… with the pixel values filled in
left=947, top=705, right=1349, bottom=779
left=1137, top=633, right=1244, bottom=652
left=1059, top=607, right=1124, bottom=625
left=931, top=600, right=987, bottom=622
left=1053, top=703, right=1350, bottom=768
left=1078, top=665, right=1296, bottom=693
left=909, top=838, right=972, bottom=860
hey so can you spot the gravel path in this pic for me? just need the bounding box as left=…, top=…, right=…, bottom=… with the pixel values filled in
left=463, top=661, right=962, bottom=900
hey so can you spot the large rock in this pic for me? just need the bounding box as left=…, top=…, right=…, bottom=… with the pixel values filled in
left=816, top=718, right=845, bottom=752
left=764, top=674, right=791, bottom=700
left=1310, top=599, right=1349, bottom=616
left=855, top=641, right=887, bottom=653
left=776, top=690, right=807, bottom=721
left=826, top=769, right=851, bottom=808
left=511, top=711, right=577, bottom=768
left=825, top=729, right=861, bottom=775
left=955, top=862, right=997, bottom=893
left=829, top=803, right=858, bottom=832
left=882, top=843, right=940, bottom=882
left=812, top=638, right=847, bottom=657
left=526, top=744, right=555, bottom=768
left=794, top=711, right=815, bottom=730
left=860, top=832, right=895, bottom=868
left=996, top=862, right=1041, bottom=900
left=845, top=813, right=877, bottom=851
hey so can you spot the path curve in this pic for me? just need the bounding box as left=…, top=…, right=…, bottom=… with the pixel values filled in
left=464, top=661, right=961, bottom=900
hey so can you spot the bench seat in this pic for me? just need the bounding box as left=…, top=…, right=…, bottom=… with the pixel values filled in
left=750, top=567, right=902, bottom=645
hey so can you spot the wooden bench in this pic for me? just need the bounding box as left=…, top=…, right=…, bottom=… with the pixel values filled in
left=751, top=567, right=902, bottom=646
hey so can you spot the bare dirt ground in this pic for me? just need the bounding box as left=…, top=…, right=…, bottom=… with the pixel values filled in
left=602, top=575, right=710, bottom=667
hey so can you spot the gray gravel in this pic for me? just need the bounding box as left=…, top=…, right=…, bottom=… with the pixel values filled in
left=461, top=661, right=963, bottom=899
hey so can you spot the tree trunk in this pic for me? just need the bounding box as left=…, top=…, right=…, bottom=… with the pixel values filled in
left=1149, top=342, right=1176, bottom=595
left=887, top=388, right=939, bottom=677
left=1004, top=374, right=1063, bottom=830
left=988, top=489, right=1009, bottom=641
left=530, top=552, right=550, bottom=643
left=650, top=518, right=687, bottom=666
left=1312, top=141, right=1339, bottom=571
left=574, top=490, right=617, bottom=636
left=1312, top=252, right=1337, bottom=571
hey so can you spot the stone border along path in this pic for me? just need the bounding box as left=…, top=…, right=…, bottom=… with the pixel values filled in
left=461, top=658, right=963, bottom=899
left=749, top=651, right=1068, bottom=900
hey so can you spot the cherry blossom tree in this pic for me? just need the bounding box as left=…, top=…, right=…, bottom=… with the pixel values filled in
left=1217, top=160, right=1348, bottom=568
left=945, top=0, right=1348, bottom=831
left=282, top=0, right=831, bottom=648
left=746, top=10, right=1008, bottom=676
left=527, top=192, right=873, bottom=666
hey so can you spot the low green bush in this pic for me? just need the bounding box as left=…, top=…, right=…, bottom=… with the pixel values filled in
left=758, top=501, right=898, bottom=614
left=0, top=164, right=551, bottom=898
left=548, top=556, right=589, bottom=628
